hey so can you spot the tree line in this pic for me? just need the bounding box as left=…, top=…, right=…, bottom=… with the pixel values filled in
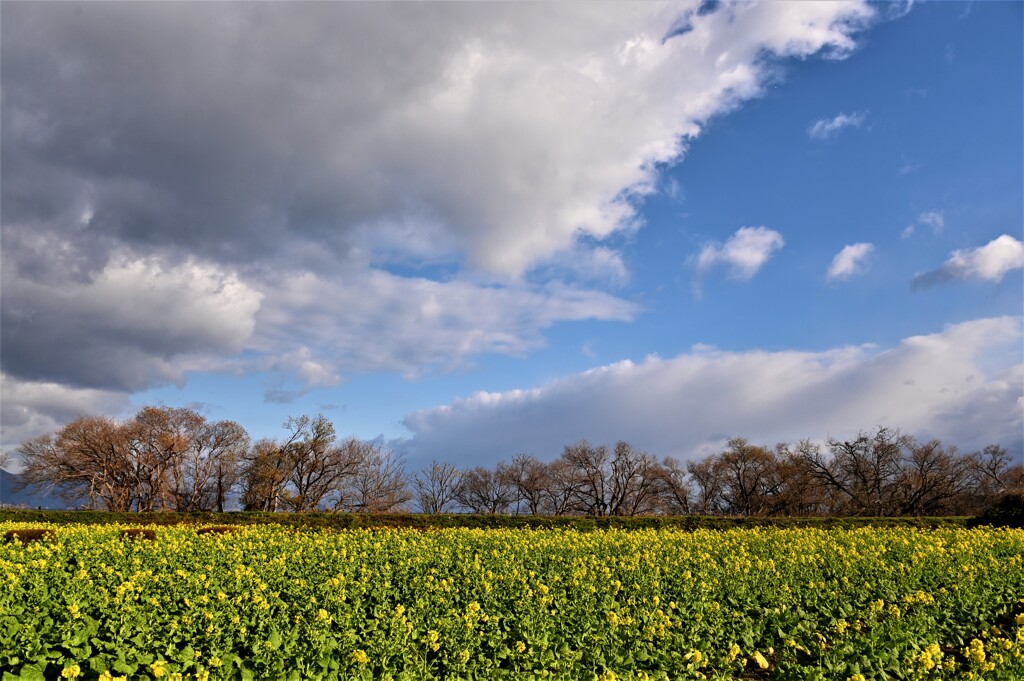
left=9, top=406, right=1022, bottom=516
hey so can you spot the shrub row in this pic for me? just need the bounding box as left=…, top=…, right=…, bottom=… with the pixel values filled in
left=0, top=508, right=976, bottom=531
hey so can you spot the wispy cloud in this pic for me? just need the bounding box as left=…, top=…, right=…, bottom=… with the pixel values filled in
left=913, top=235, right=1024, bottom=289
left=807, top=111, right=868, bottom=140
left=902, top=210, right=944, bottom=239
left=827, top=243, right=875, bottom=281
left=919, top=211, right=945, bottom=233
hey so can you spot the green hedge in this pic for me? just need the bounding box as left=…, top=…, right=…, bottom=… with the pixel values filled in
left=0, top=508, right=970, bottom=530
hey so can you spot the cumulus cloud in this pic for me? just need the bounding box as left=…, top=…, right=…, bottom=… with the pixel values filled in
left=694, top=226, right=785, bottom=294
left=827, top=242, right=875, bottom=281
left=913, top=235, right=1024, bottom=289
left=807, top=111, right=867, bottom=140
left=1, top=245, right=262, bottom=391
left=252, top=270, right=639, bottom=391
left=1, top=2, right=874, bottom=276
left=0, top=375, right=132, bottom=461
left=1, top=1, right=880, bottom=445
left=403, top=317, right=1024, bottom=467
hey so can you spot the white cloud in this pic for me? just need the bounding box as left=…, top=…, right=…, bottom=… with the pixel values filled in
left=918, top=210, right=945, bottom=234
left=0, top=375, right=132, bottom=461
left=695, top=226, right=785, bottom=288
left=3, top=2, right=877, bottom=279
left=902, top=210, right=945, bottom=239
left=913, top=235, right=1024, bottom=288
left=827, top=242, right=875, bottom=281
left=1, top=1, right=883, bottom=443
left=807, top=111, right=868, bottom=140
left=1, top=247, right=263, bottom=391
left=250, top=269, right=639, bottom=394
left=403, top=317, right=1024, bottom=467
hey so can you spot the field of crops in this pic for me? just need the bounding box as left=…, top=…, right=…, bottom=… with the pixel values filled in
left=1, top=524, right=1022, bottom=680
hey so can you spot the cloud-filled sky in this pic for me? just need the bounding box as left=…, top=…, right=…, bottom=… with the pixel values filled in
left=2, top=1, right=1021, bottom=470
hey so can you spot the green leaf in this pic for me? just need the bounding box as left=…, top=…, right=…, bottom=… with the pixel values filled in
left=17, top=663, right=46, bottom=681
left=111, top=659, right=136, bottom=675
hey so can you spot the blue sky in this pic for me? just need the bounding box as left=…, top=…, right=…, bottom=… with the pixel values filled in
left=2, top=1, right=1021, bottom=470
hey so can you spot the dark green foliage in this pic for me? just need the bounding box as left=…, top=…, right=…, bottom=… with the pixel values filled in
left=0, top=508, right=969, bottom=531
left=968, top=491, right=1024, bottom=529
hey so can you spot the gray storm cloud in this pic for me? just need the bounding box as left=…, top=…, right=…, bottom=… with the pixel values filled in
left=2, top=1, right=878, bottom=445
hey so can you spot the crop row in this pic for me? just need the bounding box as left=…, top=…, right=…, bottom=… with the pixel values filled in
left=1, top=525, right=1022, bottom=680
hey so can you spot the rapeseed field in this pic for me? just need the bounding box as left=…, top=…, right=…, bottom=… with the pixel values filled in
left=1, top=525, right=1021, bottom=680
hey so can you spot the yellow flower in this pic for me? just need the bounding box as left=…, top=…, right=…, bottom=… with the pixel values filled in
left=351, top=649, right=369, bottom=664
left=458, top=650, right=470, bottom=663
left=965, top=639, right=986, bottom=664
left=98, top=672, right=112, bottom=681
left=60, top=665, right=81, bottom=679
left=150, top=660, right=167, bottom=678
left=751, top=651, right=769, bottom=670
left=515, top=641, right=526, bottom=653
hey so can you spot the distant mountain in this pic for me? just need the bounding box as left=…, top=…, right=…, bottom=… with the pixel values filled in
left=0, top=469, right=72, bottom=510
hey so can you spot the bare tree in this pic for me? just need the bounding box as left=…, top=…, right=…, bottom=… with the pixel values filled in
left=895, top=439, right=970, bottom=515
left=688, top=457, right=724, bottom=514
left=542, top=458, right=583, bottom=516
left=120, top=407, right=251, bottom=512
left=770, top=442, right=829, bottom=516
left=336, top=440, right=411, bottom=512
left=561, top=440, right=610, bottom=515
left=455, top=466, right=515, bottom=514
left=279, top=415, right=361, bottom=512
left=196, top=419, right=250, bottom=512
left=497, top=455, right=549, bottom=515
left=241, top=438, right=291, bottom=512
left=607, top=441, right=663, bottom=516
left=16, top=417, right=137, bottom=511
left=127, top=406, right=194, bottom=511
left=656, top=456, right=692, bottom=515
left=966, top=445, right=1015, bottom=496
left=412, top=461, right=463, bottom=514
left=799, top=427, right=906, bottom=516
left=714, top=438, right=780, bottom=516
